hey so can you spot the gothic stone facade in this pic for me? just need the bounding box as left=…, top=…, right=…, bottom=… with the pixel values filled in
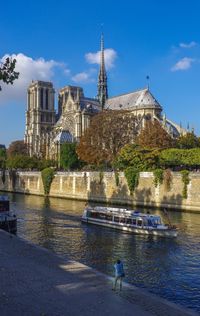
left=24, top=36, right=185, bottom=159
left=25, top=81, right=101, bottom=158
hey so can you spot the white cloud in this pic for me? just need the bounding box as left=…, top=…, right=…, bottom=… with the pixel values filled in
left=0, top=53, right=69, bottom=105
left=63, top=68, right=71, bottom=75
left=179, top=41, right=197, bottom=48
left=85, top=48, right=117, bottom=69
left=171, top=57, right=195, bottom=71
left=71, top=71, right=95, bottom=83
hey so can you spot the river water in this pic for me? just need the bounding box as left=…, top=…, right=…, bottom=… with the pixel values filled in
left=6, top=193, right=200, bottom=313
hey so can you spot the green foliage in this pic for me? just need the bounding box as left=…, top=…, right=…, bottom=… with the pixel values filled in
left=114, top=171, right=120, bottom=187
left=1, top=169, right=6, bottom=184
left=37, top=159, right=56, bottom=171
left=60, top=143, right=81, bottom=170
left=0, top=148, right=6, bottom=169
left=0, top=57, right=19, bottom=91
left=8, top=169, right=17, bottom=188
left=177, top=132, right=200, bottom=149
left=153, top=169, right=164, bottom=187
left=5, top=155, right=55, bottom=170
left=41, top=168, right=55, bottom=196
left=124, top=167, right=139, bottom=194
left=160, top=148, right=200, bottom=168
left=181, top=170, right=190, bottom=199
left=99, top=171, right=104, bottom=184
left=0, top=148, right=6, bottom=159
left=114, top=144, right=160, bottom=171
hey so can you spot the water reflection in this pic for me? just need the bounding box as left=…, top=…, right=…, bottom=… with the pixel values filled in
left=5, top=193, right=200, bottom=313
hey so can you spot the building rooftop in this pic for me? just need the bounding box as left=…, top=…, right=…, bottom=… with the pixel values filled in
left=106, top=88, right=162, bottom=110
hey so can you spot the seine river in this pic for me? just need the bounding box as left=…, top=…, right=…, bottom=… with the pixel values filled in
left=7, top=193, right=200, bottom=313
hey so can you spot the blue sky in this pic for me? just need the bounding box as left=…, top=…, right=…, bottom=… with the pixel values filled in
left=1, top=0, right=200, bottom=146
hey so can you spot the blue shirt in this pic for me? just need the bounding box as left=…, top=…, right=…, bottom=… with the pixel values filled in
left=114, top=262, right=124, bottom=277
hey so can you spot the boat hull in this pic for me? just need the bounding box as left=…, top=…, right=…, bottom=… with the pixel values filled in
left=0, top=218, right=17, bottom=234
left=82, top=217, right=178, bottom=238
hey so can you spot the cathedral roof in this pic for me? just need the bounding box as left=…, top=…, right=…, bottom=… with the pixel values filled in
left=106, top=88, right=162, bottom=111
left=80, top=97, right=101, bottom=112
left=54, top=130, right=73, bottom=143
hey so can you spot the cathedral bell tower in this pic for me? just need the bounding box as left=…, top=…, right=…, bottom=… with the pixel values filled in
left=97, top=33, right=108, bottom=110
left=24, top=81, right=56, bottom=157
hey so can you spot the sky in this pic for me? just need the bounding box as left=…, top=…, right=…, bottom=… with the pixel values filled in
left=1, top=0, right=200, bottom=146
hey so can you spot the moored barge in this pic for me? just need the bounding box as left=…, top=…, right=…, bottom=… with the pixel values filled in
left=0, top=196, right=17, bottom=234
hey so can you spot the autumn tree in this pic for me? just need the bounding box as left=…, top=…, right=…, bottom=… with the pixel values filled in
left=76, top=110, right=139, bottom=165
left=0, top=57, right=19, bottom=91
left=136, top=120, right=175, bottom=149
left=7, top=140, right=28, bottom=157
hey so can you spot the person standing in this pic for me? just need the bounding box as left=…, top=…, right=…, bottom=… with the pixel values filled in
left=113, top=259, right=125, bottom=291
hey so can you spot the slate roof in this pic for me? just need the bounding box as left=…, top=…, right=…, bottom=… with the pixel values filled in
left=53, top=130, right=73, bottom=143
left=106, top=88, right=162, bottom=111
left=80, top=97, right=101, bottom=112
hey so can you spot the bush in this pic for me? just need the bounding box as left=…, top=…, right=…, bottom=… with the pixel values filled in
left=160, top=148, right=200, bottom=168
left=124, top=167, right=139, bottom=194
left=115, top=144, right=160, bottom=171
left=181, top=170, right=190, bottom=199
left=41, top=168, right=55, bottom=196
left=153, top=169, right=164, bottom=187
left=60, top=143, right=81, bottom=170
left=114, top=171, right=120, bottom=187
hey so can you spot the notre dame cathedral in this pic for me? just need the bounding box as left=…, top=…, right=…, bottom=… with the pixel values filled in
left=24, top=35, right=184, bottom=159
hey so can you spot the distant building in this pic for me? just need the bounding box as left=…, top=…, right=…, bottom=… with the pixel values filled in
left=24, top=35, right=185, bottom=159
left=0, top=144, right=6, bottom=150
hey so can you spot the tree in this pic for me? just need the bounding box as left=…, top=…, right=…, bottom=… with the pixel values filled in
left=177, top=132, right=200, bottom=149
left=0, top=57, right=19, bottom=91
left=76, top=110, right=139, bottom=165
left=159, top=148, right=200, bottom=169
left=114, top=144, right=160, bottom=171
left=0, top=147, right=6, bottom=169
left=7, top=140, right=28, bottom=157
left=136, top=120, right=175, bottom=149
left=60, top=143, right=81, bottom=170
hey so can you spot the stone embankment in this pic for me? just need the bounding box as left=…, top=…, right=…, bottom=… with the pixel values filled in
left=0, top=230, right=198, bottom=316
left=1, top=170, right=200, bottom=212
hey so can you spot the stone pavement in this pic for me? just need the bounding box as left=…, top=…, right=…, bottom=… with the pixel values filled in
left=0, top=230, right=198, bottom=316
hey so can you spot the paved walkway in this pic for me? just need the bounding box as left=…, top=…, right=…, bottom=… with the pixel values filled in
left=0, top=230, right=198, bottom=316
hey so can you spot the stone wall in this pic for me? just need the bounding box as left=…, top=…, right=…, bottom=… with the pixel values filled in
left=0, top=170, right=200, bottom=212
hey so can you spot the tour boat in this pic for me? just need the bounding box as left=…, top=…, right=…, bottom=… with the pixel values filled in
left=82, top=206, right=178, bottom=238
left=0, top=196, right=17, bottom=234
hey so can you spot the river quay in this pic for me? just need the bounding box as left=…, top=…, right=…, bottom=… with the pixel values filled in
left=0, top=230, right=197, bottom=316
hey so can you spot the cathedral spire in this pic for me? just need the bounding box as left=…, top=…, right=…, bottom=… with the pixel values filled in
left=97, top=33, right=108, bottom=110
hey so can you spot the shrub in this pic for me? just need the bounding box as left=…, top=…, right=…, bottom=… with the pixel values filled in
left=99, top=171, right=104, bottom=184
left=41, top=168, right=55, bottom=196
left=124, top=167, right=139, bottom=194
left=181, top=170, right=190, bottom=199
left=153, top=169, right=164, bottom=187
left=114, top=171, right=120, bottom=187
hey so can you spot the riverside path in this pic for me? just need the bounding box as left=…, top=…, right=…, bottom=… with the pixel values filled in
left=0, top=230, right=198, bottom=316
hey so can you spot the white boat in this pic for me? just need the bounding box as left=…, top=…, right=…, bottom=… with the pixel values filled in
left=0, top=196, right=17, bottom=234
left=82, top=206, right=178, bottom=238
